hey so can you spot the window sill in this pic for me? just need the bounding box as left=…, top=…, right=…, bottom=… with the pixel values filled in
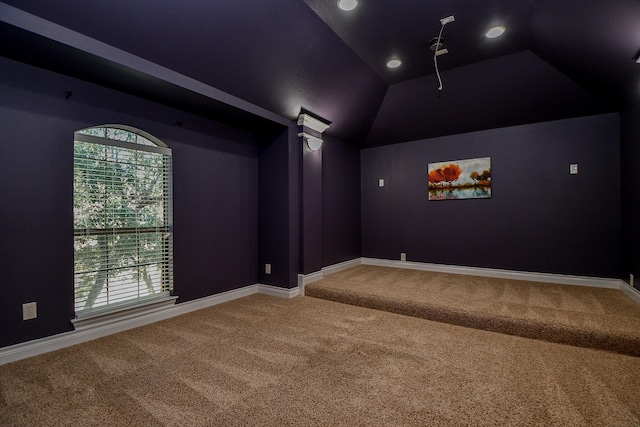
left=71, top=295, right=179, bottom=332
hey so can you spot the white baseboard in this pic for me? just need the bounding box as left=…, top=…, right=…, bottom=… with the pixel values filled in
left=302, top=271, right=324, bottom=285
left=258, top=283, right=299, bottom=299
left=362, top=257, right=640, bottom=307
left=361, top=258, right=622, bottom=289
left=4, top=259, right=633, bottom=366
left=297, top=258, right=363, bottom=295
left=619, top=281, right=640, bottom=305
left=0, top=283, right=297, bottom=366
left=323, top=258, right=361, bottom=276
left=297, top=271, right=323, bottom=296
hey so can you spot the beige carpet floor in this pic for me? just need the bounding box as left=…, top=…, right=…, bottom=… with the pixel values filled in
left=306, top=265, right=640, bottom=356
left=1, top=294, right=640, bottom=426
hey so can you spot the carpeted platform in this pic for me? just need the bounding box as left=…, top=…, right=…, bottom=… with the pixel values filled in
left=305, top=265, right=640, bottom=357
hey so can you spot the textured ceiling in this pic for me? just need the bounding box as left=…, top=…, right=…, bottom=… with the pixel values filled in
left=0, top=0, right=639, bottom=146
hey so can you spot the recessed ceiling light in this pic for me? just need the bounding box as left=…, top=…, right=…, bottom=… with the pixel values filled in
left=386, top=59, right=402, bottom=69
left=486, top=26, right=506, bottom=39
left=337, top=0, right=358, bottom=11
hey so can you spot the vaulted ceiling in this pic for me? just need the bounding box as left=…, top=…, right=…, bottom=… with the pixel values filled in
left=1, top=0, right=639, bottom=147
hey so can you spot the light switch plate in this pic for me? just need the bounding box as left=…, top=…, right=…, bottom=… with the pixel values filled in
left=570, top=164, right=578, bottom=175
left=379, top=179, right=384, bottom=187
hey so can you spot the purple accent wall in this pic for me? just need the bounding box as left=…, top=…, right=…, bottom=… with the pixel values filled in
left=258, top=127, right=298, bottom=288
left=1, top=0, right=387, bottom=143
left=366, top=51, right=612, bottom=147
left=0, top=57, right=281, bottom=347
left=0, top=63, right=75, bottom=349
left=287, top=130, right=302, bottom=287
left=362, top=114, right=621, bottom=278
left=171, top=136, right=259, bottom=303
left=322, top=135, right=361, bottom=267
left=621, top=101, right=640, bottom=288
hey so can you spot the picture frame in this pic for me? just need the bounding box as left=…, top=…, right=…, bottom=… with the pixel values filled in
left=428, top=157, right=491, bottom=201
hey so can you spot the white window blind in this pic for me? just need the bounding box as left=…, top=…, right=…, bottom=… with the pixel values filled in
left=73, top=126, right=173, bottom=316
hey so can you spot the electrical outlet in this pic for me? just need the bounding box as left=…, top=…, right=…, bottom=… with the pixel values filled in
left=265, top=263, right=271, bottom=274
left=631, top=274, right=635, bottom=288
left=23, top=302, right=37, bottom=320
left=400, top=253, right=407, bottom=262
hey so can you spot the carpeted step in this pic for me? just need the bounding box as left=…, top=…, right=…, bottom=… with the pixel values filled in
left=305, top=266, right=640, bottom=357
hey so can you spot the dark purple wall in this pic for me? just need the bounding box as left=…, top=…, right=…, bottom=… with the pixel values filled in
left=0, top=61, right=75, bottom=349
left=621, top=101, right=640, bottom=289
left=287, top=131, right=302, bottom=287
left=362, top=114, right=621, bottom=278
left=322, top=135, right=361, bottom=267
left=1, top=0, right=388, bottom=143
left=366, top=51, right=612, bottom=147
left=258, top=127, right=298, bottom=288
left=0, top=57, right=272, bottom=347
left=171, top=134, right=259, bottom=303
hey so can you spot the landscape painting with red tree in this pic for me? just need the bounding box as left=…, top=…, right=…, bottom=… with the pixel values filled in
left=428, top=157, right=491, bottom=200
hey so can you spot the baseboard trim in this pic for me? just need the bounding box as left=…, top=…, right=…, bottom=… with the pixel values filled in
left=361, top=258, right=621, bottom=289
left=619, top=280, right=640, bottom=305
left=322, top=258, right=361, bottom=276
left=0, top=283, right=294, bottom=366
left=5, top=259, right=631, bottom=365
left=297, top=271, right=323, bottom=296
left=300, top=271, right=324, bottom=285
left=297, top=258, right=363, bottom=295
left=258, top=283, right=299, bottom=299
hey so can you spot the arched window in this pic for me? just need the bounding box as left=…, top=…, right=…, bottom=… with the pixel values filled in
left=73, top=125, right=173, bottom=316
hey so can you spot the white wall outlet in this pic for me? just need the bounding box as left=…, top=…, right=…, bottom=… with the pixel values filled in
left=400, top=253, right=407, bottom=262
left=570, top=164, right=578, bottom=175
left=265, top=263, right=271, bottom=274
left=379, top=179, right=384, bottom=187
left=23, top=302, right=37, bottom=320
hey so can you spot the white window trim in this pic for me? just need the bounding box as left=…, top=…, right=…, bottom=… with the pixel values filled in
left=73, top=125, right=174, bottom=318
left=71, top=294, right=178, bottom=331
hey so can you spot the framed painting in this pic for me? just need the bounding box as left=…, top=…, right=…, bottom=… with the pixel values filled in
left=428, top=157, right=491, bottom=201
